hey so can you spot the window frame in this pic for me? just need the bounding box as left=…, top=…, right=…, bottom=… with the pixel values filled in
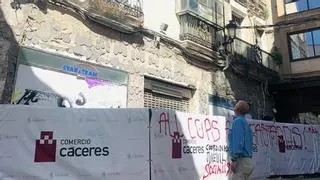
left=288, top=27, right=320, bottom=62
left=284, top=0, right=320, bottom=15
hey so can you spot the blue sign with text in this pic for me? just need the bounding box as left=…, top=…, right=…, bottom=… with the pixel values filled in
left=63, top=65, right=98, bottom=77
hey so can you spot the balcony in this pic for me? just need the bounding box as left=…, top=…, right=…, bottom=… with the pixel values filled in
left=174, top=0, right=225, bottom=66
left=62, top=0, right=143, bottom=33
left=231, top=38, right=279, bottom=80
left=88, top=0, right=143, bottom=31
left=179, top=14, right=222, bottom=49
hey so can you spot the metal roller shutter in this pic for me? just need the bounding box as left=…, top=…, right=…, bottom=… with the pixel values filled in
left=144, top=90, right=189, bottom=112
left=143, top=76, right=195, bottom=112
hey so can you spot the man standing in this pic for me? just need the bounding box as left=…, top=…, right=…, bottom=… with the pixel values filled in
left=228, top=100, right=253, bottom=180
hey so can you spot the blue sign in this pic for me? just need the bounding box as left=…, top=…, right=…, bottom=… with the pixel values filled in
left=62, top=65, right=98, bottom=77
left=209, top=95, right=236, bottom=110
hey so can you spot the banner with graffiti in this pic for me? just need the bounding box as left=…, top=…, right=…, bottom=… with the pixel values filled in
left=150, top=110, right=320, bottom=180
left=2, top=106, right=320, bottom=180
left=0, top=106, right=149, bottom=180
left=151, top=110, right=233, bottom=180
left=267, top=122, right=319, bottom=175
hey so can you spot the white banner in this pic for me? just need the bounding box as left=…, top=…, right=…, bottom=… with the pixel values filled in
left=0, top=106, right=149, bottom=180
left=267, top=122, right=317, bottom=175
left=151, top=110, right=231, bottom=180
left=248, top=119, right=273, bottom=179
left=150, top=110, right=320, bottom=180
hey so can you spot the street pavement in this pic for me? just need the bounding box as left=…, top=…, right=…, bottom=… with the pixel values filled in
left=269, top=176, right=320, bottom=180
left=270, top=178, right=320, bottom=180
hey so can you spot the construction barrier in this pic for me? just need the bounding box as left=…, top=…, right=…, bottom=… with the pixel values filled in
left=0, top=105, right=320, bottom=180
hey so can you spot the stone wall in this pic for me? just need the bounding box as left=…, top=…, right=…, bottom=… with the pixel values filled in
left=0, top=1, right=274, bottom=118
left=0, top=2, right=19, bottom=104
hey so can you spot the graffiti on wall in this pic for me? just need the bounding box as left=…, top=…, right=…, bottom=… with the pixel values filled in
left=11, top=88, right=121, bottom=108
left=13, top=65, right=127, bottom=109
left=11, top=88, right=83, bottom=108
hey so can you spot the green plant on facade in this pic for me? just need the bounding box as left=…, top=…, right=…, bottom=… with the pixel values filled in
left=271, top=49, right=283, bottom=65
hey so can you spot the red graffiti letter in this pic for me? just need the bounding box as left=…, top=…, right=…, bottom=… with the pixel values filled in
left=211, top=120, right=220, bottom=142
left=195, top=119, right=204, bottom=139
left=188, top=117, right=196, bottom=139
left=204, top=118, right=211, bottom=141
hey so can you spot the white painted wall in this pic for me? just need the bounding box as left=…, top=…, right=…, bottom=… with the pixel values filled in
left=143, top=0, right=274, bottom=53
left=143, top=0, right=181, bottom=40
left=13, top=65, right=127, bottom=108
left=227, top=0, right=275, bottom=52
left=291, top=59, right=320, bottom=74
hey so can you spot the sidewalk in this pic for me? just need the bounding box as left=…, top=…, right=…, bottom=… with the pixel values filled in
left=269, top=175, right=320, bottom=180
left=271, top=178, right=320, bottom=180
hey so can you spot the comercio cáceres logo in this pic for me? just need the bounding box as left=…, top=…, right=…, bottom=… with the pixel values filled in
left=34, top=131, right=109, bottom=163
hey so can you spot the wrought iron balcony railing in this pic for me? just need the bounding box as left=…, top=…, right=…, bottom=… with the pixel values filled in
left=176, top=0, right=224, bottom=49
left=233, top=38, right=279, bottom=71
left=179, top=14, right=223, bottom=49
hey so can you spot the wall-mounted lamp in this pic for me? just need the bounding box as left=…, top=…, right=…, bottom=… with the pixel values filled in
left=219, top=20, right=238, bottom=52
left=217, top=20, right=239, bottom=71
left=225, top=20, right=237, bottom=40
left=154, top=23, right=169, bottom=48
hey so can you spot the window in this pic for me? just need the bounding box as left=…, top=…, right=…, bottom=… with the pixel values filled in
left=232, top=14, right=243, bottom=35
left=232, top=14, right=243, bottom=52
left=189, top=0, right=213, bottom=22
left=285, top=0, right=320, bottom=14
left=144, top=77, right=193, bottom=112
left=178, top=0, right=224, bottom=27
left=309, top=0, right=320, bottom=9
left=289, top=28, right=320, bottom=61
left=313, top=30, right=320, bottom=56
left=215, top=1, right=224, bottom=27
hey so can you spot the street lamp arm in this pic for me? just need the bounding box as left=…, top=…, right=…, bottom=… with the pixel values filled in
left=237, top=24, right=278, bottom=29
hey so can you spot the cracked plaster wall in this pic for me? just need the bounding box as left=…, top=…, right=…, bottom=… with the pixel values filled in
left=0, top=2, right=274, bottom=117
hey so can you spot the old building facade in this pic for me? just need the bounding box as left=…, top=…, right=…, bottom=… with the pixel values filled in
left=0, top=0, right=279, bottom=118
